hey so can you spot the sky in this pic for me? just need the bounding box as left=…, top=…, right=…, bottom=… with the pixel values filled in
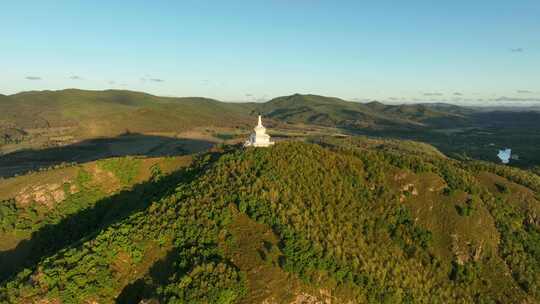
left=1, top=0, right=539, bottom=105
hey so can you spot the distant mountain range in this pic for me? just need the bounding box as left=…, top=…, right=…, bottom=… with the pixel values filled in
left=2, top=89, right=538, bottom=135
left=0, top=89, right=481, bottom=137
left=2, top=89, right=540, bottom=168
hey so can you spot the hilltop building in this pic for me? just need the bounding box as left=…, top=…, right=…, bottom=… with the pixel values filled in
left=244, top=115, right=274, bottom=147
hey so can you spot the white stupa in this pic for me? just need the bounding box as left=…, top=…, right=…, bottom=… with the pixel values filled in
left=244, top=115, right=274, bottom=147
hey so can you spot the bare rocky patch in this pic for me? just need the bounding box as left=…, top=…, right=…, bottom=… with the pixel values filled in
left=15, top=179, right=79, bottom=209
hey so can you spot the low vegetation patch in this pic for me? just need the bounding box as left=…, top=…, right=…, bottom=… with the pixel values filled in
left=98, top=157, right=142, bottom=186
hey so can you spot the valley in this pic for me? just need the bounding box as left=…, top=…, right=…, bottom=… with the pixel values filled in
left=2, top=90, right=540, bottom=178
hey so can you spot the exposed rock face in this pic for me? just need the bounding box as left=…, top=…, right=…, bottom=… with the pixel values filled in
left=394, top=172, right=408, bottom=181
left=394, top=172, right=421, bottom=202
left=262, top=290, right=341, bottom=304
left=526, top=211, right=540, bottom=228
left=139, top=299, right=159, bottom=304
left=34, top=299, right=61, bottom=304
left=262, top=294, right=324, bottom=304
left=452, top=234, right=483, bottom=265
left=138, top=299, right=159, bottom=304
left=15, top=180, right=79, bottom=208
left=292, top=293, right=325, bottom=304
left=399, top=183, right=419, bottom=202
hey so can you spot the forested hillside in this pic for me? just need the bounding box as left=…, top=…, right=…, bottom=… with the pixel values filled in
left=0, top=89, right=253, bottom=138
left=1, top=90, right=462, bottom=142
left=0, top=155, right=193, bottom=284
left=1, top=140, right=539, bottom=303
left=256, top=94, right=469, bottom=129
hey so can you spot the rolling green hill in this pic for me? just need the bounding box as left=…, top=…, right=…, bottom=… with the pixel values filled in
left=1, top=91, right=469, bottom=137
left=2, top=89, right=540, bottom=170
left=0, top=154, right=193, bottom=282
left=256, top=94, right=469, bottom=130
left=364, top=102, right=471, bottom=128
left=0, top=89, right=254, bottom=137
left=255, top=94, right=418, bottom=129
left=1, top=139, right=539, bottom=303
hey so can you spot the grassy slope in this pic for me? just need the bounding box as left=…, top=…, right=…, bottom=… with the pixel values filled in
left=1, top=90, right=468, bottom=135
left=256, top=94, right=414, bottom=129
left=0, top=139, right=538, bottom=303
left=0, top=155, right=192, bottom=281
left=257, top=94, right=469, bottom=130
left=0, top=89, right=254, bottom=137
left=369, top=103, right=471, bottom=128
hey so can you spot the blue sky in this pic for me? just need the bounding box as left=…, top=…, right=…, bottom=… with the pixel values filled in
left=1, top=0, right=539, bottom=104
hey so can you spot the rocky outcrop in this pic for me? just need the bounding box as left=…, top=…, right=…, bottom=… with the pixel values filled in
left=451, top=234, right=483, bottom=265
left=15, top=180, right=79, bottom=209
left=262, top=289, right=345, bottom=304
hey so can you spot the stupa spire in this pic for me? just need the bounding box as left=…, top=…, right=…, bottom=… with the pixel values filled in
left=244, top=115, right=274, bottom=147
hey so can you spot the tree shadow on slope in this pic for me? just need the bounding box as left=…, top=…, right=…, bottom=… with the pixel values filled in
left=0, top=133, right=215, bottom=178
left=115, top=244, right=230, bottom=304
left=115, top=248, right=181, bottom=304
left=0, top=151, right=220, bottom=283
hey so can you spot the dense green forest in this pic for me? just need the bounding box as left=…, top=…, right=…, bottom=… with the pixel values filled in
left=0, top=139, right=539, bottom=303
left=0, top=138, right=540, bottom=303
